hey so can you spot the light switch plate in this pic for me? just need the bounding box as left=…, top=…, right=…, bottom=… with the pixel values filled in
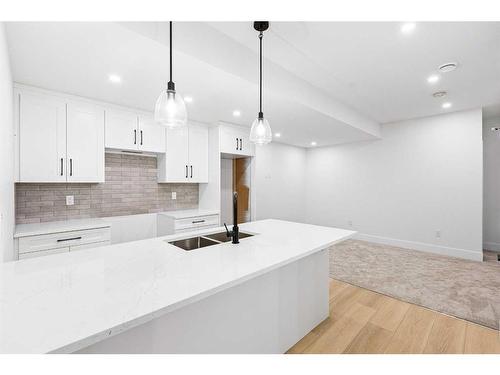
left=171, top=192, right=177, bottom=200
left=66, top=195, right=74, bottom=206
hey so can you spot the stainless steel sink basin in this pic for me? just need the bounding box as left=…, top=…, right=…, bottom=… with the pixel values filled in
left=168, top=232, right=254, bottom=251
left=168, top=236, right=219, bottom=251
left=204, top=231, right=254, bottom=243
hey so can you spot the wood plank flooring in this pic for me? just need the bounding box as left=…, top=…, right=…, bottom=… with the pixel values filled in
left=287, top=279, right=500, bottom=354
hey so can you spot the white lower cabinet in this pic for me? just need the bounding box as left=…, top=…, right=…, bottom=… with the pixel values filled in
left=158, top=124, right=208, bottom=183
left=19, top=247, right=69, bottom=260
left=157, top=213, right=220, bottom=236
left=70, top=241, right=111, bottom=252
left=16, top=227, right=111, bottom=260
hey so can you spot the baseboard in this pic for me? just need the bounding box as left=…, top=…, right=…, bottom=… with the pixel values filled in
left=483, top=241, right=500, bottom=252
left=353, top=233, right=483, bottom=261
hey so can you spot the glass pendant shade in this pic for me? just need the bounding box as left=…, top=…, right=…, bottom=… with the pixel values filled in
left=249, top=116, right=272, bottom=145
left=154, top=89, right=187, bottom=128
left=251, top=22, right=272, bottom=145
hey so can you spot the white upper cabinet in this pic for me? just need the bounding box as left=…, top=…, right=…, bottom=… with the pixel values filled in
left=219, top=125, right=254, bottom=157
left=18, top=91, right=67, bottom=182
left=138, top=115, right=166, bottom=153
left=162, top=126, right=189, bottom=182
left=104, top=109, right=138, bottom=151
left=158, top=124, right=209, bottom=183
left=188, top=125, right=209, bottom=183
left=105, top=110, right=166, bottom=153
left=17, top=89, right=105, bottom=183
left=66, top=102, right=105, bottom=182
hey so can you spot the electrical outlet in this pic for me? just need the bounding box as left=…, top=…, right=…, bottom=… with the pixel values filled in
left=348, top=220, right=353, bottom=227
left=66, top=195, right=74, bottom=206
left=171, top=192, right=177, bottom=200
left=435, top=230, right=441, bottom=239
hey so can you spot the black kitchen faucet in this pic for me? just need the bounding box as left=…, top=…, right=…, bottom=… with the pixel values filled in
left=224, top=192, right=239, bottom=244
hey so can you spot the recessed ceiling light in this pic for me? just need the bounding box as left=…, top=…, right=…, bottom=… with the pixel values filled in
left=232, top=110, right=241, bottom=117
left=432, top=91, right=447, bottom=98
left=184, top=96, right=193, bottom=103
left=311, top=141, right=317, bottom=146
left=427, top=74, right=439, bottom=84
left=442, top=102, right=452, bottom=109
left=439, top=62, right=458, bottom=73
left=274, top=133, right=281, bottom=138
left=401, top=22, right=416, bottom=34
left=108, top=74, right=122, bottom=83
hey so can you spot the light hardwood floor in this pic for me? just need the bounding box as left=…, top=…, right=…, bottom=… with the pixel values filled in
left=286, top=279, right=500, bottom=354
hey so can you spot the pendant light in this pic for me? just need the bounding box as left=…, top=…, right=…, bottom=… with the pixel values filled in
left=154, top=21, right=187, bottom=128
left=249, top=21, right=272, bottom=145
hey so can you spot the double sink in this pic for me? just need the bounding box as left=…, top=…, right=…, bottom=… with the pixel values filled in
left=168, top=231, right=254, bottom=251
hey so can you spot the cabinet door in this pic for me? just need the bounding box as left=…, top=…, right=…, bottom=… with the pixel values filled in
left=220, top=127, right=241, bottom=155
left=239, top=132, right=255, bottom=157
left=19, top=92, right=67, bottom=182
left=138, top=115, right=166, bottom=153
left=165, top=127, right=189, bottom=182
left=66, top=102, right=105, bottom=182
left=104, top=109, right=138, bottom=151
left=188, top=125, right=209, bottom=183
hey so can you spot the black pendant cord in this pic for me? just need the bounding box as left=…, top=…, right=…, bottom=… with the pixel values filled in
left=168, top=21, right=175, bottom=90
left=259, top=31, right=263, bottom=118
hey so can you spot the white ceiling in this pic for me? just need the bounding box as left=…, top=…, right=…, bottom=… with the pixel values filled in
left=5, top=22, right=500, bottom=148
left=210, top=22, right=500, bottom=124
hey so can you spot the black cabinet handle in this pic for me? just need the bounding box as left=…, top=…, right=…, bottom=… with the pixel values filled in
left=236, top=137, right=239, bottom=150
left=192, top=219, right=205, bottom=224
left=57, top=236, right=82, bottom=242
left=140, top=130, right=143, bottom=145
left=60, top=158, right=63, bottom=176
left=69, top=159, right=73, bottom=176
left=190, top=165, right=193, bottom=178
left=185, top=165, right=188, bottom=178
left=134, top=129, right=137, bottom=144
left=239, top=138, right=242, bottom=150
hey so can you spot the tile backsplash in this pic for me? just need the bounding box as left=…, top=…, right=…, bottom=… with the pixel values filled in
left=16, top=153, right=199, bottom=224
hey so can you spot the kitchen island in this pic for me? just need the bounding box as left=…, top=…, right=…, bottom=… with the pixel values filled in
left=0, top=219, right=354, bottom=353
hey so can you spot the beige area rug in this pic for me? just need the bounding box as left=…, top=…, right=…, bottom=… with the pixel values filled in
left=330, top=239, right=500, bottom=330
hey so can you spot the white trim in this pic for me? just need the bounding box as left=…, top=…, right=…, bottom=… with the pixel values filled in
left=353, top=233, right=483, bottom=261
left=483, top=241, right=500, bottom=252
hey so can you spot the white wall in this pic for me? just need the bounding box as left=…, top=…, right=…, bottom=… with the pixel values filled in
left=305, top=109, right=483, bottom=261
left=483, top=116, right=500, bottom=251
left=0, top=23, right=14, bottom=262
left=254, top=142, right=307, bottom=223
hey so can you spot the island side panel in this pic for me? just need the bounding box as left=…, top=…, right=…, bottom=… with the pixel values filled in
left=75, top=248, right=329, bottom=354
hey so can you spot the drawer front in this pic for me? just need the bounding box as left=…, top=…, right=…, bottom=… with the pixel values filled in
left=18, top=227, right=111, bottom=254
left=19, top=247, right=69, bottom=260
left=174, top=223, right=218, bottom=235
left=174, top=214, right=219, bottom=231
left=70, top=241, right=111, bottom=252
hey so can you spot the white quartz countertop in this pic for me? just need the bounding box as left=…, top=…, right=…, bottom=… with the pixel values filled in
left=158, top=208, right=219, bottom=219
left=14, top=218, right=111, bottom=238
left=0, top=219, right=354, bottom=354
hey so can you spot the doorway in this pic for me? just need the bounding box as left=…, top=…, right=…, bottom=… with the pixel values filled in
left=220, top=156, right=252, bottom=225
